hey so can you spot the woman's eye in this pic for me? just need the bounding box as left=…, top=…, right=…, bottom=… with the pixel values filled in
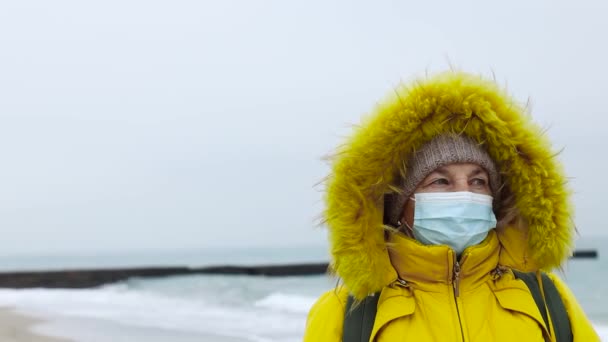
left=471, top=178, right=487, bottom=186
left=430, top=178, right=449, bottom=185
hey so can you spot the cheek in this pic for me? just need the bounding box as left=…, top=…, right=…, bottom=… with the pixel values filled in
left=475, top=184, right=492, bottom=195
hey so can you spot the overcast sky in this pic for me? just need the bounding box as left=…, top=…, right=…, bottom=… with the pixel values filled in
left=0, top=1, right=607, bottom=255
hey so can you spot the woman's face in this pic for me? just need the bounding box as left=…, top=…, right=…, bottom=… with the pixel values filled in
left=400, top=163, right=491, bottom=233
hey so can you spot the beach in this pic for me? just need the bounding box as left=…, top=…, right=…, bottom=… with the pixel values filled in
left=0, top=307, right=69, bottom=342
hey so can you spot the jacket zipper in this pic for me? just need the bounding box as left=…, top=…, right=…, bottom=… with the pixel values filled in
left=453, top=259, right=466, bottom=342
left=453, top=260, right=461, bottom=297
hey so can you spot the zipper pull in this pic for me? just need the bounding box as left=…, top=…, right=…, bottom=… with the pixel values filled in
left=453, top=260, right=461, bottom=297
left=395, top=278, right=409, bottom=288
left=491, top=266, right=506, bottom=280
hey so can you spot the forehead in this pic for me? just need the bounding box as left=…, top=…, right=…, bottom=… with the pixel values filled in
left=429, top=163, right=487, bottom=176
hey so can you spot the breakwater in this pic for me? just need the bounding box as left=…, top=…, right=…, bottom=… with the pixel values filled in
left=0, top=263, right=329, bottom=288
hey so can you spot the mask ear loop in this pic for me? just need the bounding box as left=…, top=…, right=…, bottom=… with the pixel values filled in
left=397, top=220, right=414, bottom=235
left=397, top=196, right=416, bottom=235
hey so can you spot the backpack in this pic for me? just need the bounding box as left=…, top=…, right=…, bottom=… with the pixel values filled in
left=343, top=271, right=572, bottom=342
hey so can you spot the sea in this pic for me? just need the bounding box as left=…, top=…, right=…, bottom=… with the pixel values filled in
left=0, top=238, right=606, bottom=342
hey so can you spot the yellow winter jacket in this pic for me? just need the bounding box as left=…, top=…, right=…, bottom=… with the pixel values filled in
left=304, top=231, right=598, bottom=341
left=305, top=72, right=599, bottom=341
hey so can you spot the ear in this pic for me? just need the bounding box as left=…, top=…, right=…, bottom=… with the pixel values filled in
left=401, top=198, right=416, bottom=235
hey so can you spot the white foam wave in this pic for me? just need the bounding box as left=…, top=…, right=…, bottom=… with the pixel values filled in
left=0, top=286, right=311, bottom=342
left=254, top=292, right=317, bottom=314
left=595, top=323, right=608, bottom=341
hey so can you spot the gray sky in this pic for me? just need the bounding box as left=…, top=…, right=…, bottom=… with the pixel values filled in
left=0, top=0, right=607, bottom=255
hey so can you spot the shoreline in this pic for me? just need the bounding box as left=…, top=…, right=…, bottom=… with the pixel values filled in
left=0, top=307, right=70, bottom=342
left=6, top=307, right=252, bottom=342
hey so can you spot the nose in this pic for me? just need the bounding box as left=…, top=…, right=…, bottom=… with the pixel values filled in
left=452, top=178, right=470, bottom=192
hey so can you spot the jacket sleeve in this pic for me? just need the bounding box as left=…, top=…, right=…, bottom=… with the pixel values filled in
left=546, top=273, right=600, bottom=342
left=303, top=287, right=348, bottom=342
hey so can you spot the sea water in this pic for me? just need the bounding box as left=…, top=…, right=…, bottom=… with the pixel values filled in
left=0, top=237, right=606, bottom=341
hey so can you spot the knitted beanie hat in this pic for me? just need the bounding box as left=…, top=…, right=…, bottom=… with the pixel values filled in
left=387, top=134, right=501, bottom=226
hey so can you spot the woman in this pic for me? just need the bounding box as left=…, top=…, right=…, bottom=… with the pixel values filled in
left=304, top=72, right=598, bottom=341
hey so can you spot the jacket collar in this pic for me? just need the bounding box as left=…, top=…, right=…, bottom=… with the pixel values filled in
left=387, top=229, right=500, bottom=293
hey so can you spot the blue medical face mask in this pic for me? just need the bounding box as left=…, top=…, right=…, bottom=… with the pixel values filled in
left=411, top=191, right=497, bottom=255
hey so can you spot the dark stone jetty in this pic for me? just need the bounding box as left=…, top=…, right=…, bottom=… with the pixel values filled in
left=571, top=249, right=598, bottom=258
left=0, top=263, right=330, bottom=289
left=0, top=250, right=597, bottom=289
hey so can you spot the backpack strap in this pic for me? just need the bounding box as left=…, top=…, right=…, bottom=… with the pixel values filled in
left=342, top=293, right=380, bottom=342
left=513, top=270, right=573, bottom=342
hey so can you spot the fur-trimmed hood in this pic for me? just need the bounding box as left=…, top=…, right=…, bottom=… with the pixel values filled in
left=323, top=72, right=574, bottom=300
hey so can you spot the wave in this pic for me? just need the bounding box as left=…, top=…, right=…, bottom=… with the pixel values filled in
left=254, top=292, right=317, bottom=314
left=0, top=284, right=317, bottom=342
left=595, top=324, right=608, bottom=341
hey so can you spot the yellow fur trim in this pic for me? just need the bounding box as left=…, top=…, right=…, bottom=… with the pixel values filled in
left=324, top=72, right=574, bottom=300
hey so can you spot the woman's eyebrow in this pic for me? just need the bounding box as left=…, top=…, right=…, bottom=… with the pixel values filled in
left=468, top=168, right=487, bottom=177
left=429, top=166, right=449, bottom=176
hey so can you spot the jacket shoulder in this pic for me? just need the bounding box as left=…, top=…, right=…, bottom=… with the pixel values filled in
left=303, top=287, right=349, bottom=342
left=545, top=273, right=600, bottom=341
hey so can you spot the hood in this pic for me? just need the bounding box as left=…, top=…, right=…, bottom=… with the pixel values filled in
left=323, top=72, right=574, bottom=300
